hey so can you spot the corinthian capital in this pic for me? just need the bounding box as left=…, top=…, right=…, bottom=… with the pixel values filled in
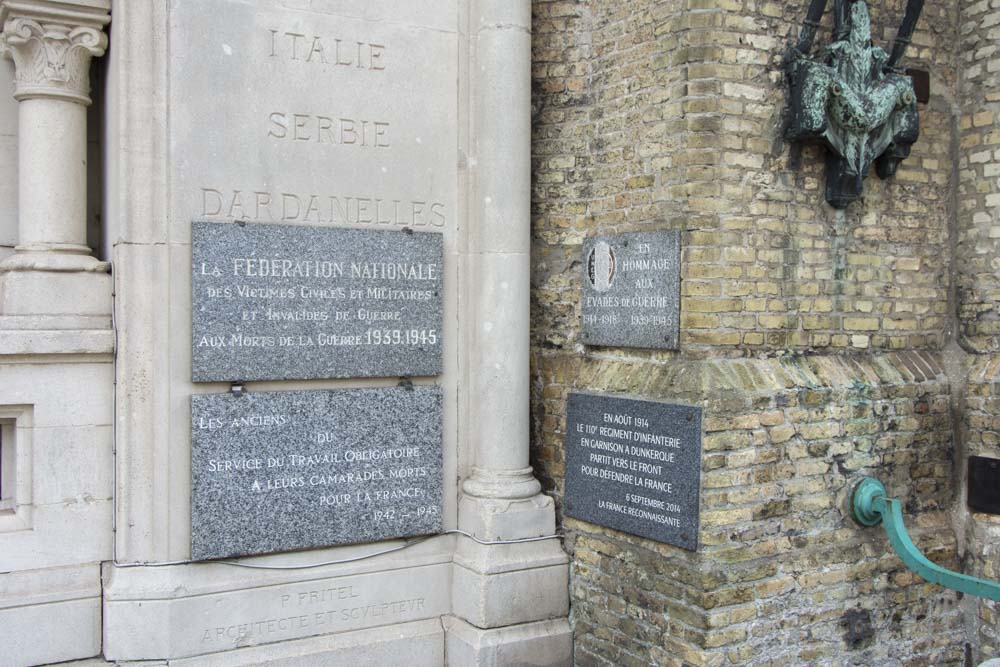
left=0, top=1, right=110, bottom=104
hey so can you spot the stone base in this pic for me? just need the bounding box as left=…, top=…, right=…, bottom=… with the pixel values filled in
left=98, top=529, right=571, bottom=665
left=0, top=564, right=103, bottom=666
left=0, top=269, right=111, bottom=322
left=458, top=492, right=557, bottom=541
left=102, top=540, right=456, bottom=662
left=443, top=615, right=573, bottom=666
left=452, top=536, right=569, bottom=629
left=453, top=492, right=569, bottom=629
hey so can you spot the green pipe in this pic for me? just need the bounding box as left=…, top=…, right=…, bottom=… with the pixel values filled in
left=851, top=477, right=1000, bottom=602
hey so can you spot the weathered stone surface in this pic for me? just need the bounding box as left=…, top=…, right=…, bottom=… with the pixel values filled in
left=170, top=0, right=457, bottom=240
left=563, top=392, right=701, bottom=550
left=580, top=231, right=680, bottom=349
left=191, top=386, right=442, bottom=560
left=191, top=221, right=443, bottom=382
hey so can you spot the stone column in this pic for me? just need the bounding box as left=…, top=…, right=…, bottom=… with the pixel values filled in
left=448, top=2, right=571, bottom=662
left=460, top=0, right=548, bottom=534
left=0, top=1, right=110, bottom=324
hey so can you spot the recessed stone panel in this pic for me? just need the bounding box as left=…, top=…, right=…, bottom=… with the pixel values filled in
left=563, top=392, right=701, bottom=550
left=168, top=0, right=457, bottom=240
left=581, top=230, right=681, bottom=349
left=191, top=220, right=442, bottom=382
left=190, top=386, right=443, bottom=560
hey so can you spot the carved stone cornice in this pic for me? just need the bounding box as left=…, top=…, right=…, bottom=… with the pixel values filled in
left=0, top=1, right=109, bottom=104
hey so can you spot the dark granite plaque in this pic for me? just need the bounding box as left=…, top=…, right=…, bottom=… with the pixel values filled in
left=190, top=386, right=443, bottom=560
left=581, top=230, right=680, bottom=349
left=191, top=221, right=443, bottom=382
left=563, top=392, right=701, bottom=550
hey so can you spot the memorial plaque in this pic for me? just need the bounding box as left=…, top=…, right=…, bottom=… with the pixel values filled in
left=563, top=392, right=701, bottom=550
left=581, top=230, right=681, bottom=349
left=191, top=386, right=443, bottom=560
left=191, top=221, right=443, bottom=382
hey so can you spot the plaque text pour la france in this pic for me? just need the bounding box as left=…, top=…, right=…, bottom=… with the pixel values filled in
left=192, top=221, right=442, bottom=382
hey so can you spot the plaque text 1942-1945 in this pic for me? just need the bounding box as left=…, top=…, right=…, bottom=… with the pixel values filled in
left=191, top=221, right=443, bottom=382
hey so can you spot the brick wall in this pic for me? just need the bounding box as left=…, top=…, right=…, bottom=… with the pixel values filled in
left=530, top=0, right=981, bottom=664
left=958, top=0, right=1000, bottom=660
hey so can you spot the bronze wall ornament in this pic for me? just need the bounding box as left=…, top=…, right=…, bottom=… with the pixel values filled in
left=785, top=0, right=925, bottom=209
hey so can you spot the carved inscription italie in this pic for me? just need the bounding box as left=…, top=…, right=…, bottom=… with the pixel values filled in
left=564, top=393, right=702, bottom=550
left=191, top=221, right=442, bottom=382
left=190, top=387, right=443, bottom=560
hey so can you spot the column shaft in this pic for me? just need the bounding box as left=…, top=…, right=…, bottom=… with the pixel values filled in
left=18, top=98, right=88, bottom=251
left=463, top=0, right=539, bottom=500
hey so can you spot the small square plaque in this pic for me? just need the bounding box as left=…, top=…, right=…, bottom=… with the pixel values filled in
left=968, top=455, right=1000, bottom=515
left=581, top=230, right=681, bottom=349
left=564, top=392, right=701, bottom=550
left=190, top=386, right=443, bottom=560
left=192, top=221, right=443, bottom=382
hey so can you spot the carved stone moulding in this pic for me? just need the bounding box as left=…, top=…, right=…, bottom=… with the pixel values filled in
left=0, top=0, right=110, bottom=105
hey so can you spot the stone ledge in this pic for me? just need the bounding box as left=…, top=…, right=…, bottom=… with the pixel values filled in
left=0, top=327, right=113, bottom=357
left=443, top=615, right=572, bottom=667
left=0, top=562, right=103, bottom=666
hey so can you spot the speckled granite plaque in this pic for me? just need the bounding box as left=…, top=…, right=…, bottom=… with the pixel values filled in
left=581, top=230, right=680, bottom=349
left=190, top=386, right=443, bottom=560
left=563, top=392, right=701, bottom=550
left=191, top=221, right=443, bottom=382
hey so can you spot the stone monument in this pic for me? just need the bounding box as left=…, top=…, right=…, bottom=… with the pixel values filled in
left=100, top=0, right=571, bottom=664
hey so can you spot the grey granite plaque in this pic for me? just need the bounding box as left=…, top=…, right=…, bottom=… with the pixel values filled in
left=191, top=386, right=442, bottom=560
left=581, top=230, right=680, bottom=349
left=192, top=221, right=443, bottom=382
left=563, top=392, right=701, bottom=550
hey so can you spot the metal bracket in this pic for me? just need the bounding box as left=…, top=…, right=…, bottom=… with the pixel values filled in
left=851, top=477, right=1000, bottom=601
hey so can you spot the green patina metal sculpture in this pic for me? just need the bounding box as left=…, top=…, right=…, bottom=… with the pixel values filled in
left=786, top=0, right=924, bottom=208
left=852, top=477, right=1000, bottom=602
